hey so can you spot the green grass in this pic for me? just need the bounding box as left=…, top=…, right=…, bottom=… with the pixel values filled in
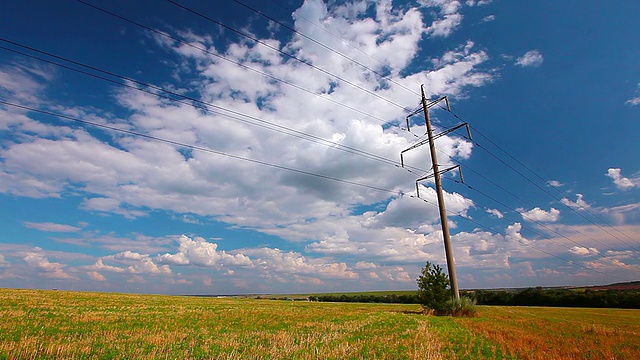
left=2, top=288, right=639, bottom=359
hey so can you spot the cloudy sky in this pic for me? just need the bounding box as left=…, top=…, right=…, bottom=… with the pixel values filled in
left=1, top=0, right=639, bottom=295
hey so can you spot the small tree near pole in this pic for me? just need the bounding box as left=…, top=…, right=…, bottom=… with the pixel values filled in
left=416, top=261, right=451, bottom=314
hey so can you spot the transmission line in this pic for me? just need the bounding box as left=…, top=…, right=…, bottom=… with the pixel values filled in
left=70, top=1, right=395, bottom=128
left=229, top=0, right=420, bottom=97
left=433, top=145, right=640, bottom=253
left=0, top=100, right=408, bottom=198
left=0, top=40, right=430, bottom=177
left=159, top=0, right=410, bottom=110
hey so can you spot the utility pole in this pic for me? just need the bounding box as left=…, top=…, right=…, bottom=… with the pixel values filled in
left=420, top=85, right=460, bottom=301
left=401, top=85, right=467, bottom=301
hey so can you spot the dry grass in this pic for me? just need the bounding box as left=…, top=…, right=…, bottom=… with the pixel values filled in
left=0, top=289, right=443, bottom=359
left=2, top=288, right=639, bottom=359
left=443, top=305, right=640, bottom=359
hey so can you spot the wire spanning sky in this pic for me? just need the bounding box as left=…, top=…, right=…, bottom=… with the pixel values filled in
left=1, top=0, right=639, bottom=294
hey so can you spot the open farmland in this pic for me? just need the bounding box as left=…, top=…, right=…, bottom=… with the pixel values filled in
left=1, top=289, right=639, bottom=359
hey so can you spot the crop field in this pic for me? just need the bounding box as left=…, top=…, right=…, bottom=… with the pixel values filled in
left=1, top=289, right=639, bottom=359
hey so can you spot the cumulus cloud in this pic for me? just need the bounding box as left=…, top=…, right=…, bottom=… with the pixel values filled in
left=466, top=0, right=492, bottom=6
left=157, top=235, right=252, bottom=268
left=420, top=0, right=464, bottom=38
left=519, top=207, right=560, bottom=222
left=87, top=271, right=107, bottom=281
left=22, top=249, right=76, bottom=280
left=243, top=247, right=359, bottom=281
left=606, top=168, right=638, bottom=190
left=0, top=0, right=494, bottom=263
left=107, top=251, right=172, bottom=275
left=515, top=49, right=544, bottom=67
left=0, top=0, right=522, bottom=292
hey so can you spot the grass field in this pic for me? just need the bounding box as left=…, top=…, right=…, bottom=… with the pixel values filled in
left=1, top=289, right=639, bottom=359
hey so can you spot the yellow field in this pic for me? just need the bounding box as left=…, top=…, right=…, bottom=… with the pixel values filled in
left=1, top=288, right=638, bottom=359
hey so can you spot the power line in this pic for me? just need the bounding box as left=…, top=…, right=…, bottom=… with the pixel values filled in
left=0, top=40, right=429, bottom=176
left=11, top=0, right=636, bottom=284
left=3, top=99, right=632, bottom=282
left=433, top=145, right=640, bottom=254
left=159, top=0, right=410, bottom=111
left=269, top=0, right=392, bottom=71
left=444, top=176, right=640, bottom=267
left=471, top=125, right=640, bottom=246
left=68, top=1, right=393, bottom=128
left=0, top=99, right=406, bottom=197
left=229, top=0, right=419, bottom=97
left=427, top=104, right=640, bottom=251
left=449, top=208, right=634, bottom=282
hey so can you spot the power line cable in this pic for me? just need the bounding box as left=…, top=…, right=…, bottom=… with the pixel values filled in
left=68, top=1, right=394, bottom=128
left=470, top=124, right=640, bottom=245
left=447, top=206, right=634, bottom=282
left=229, top=0, right=419, bottom=97
left=0, top=40, right=428, bottom=176
left=158, top=0, right=410, bottom=111
left=432, top=145, right=640, bottom=253
left=2, top=100, right=631, bottom=282
left=0, top=99, right=406, bottom=197
left=425, top=104, right=640, bottom=250
left=269, top=0, right=392, bottom=69
left=443, top=176, right=640, bottom=264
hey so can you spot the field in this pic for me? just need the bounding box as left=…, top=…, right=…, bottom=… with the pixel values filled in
left=1, top=289, right=639, bottom=359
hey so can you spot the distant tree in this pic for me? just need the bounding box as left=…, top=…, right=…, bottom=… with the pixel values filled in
left=416, top=262, right=451, bottom=314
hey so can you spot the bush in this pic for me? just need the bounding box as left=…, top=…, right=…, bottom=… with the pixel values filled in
left=450, top=297, right=477, bottom=317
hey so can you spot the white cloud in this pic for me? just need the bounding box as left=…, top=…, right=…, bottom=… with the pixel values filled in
left=23, top=222, right=82, bottom=233
left=561, top=194, right=590, bottom=211
left=83, top=258, right=126, bottom=273
left=0, top=254, right=9, bottom=268
left=87, top=271, right=107, bottom=281
left=486, top=208, right=504, bottom=218
left=157, top=235, right=252, bottom=268
left=606, top=168, right=638, bottom=190
left=481, top=15, right=496, bottom=23
left=466, top=0, right=492, bottom=6
left=0, top=0, right=493, bottom=249
left=110, top=251, right=172, bottom=275
left=426, top=13, right=463, bottom=38
left=569, top=246, right=600, bottom=257
left=547, top=180, right=563, bottom=188
left=584, top=251, right=640, bottom=273
left=420, top=0, right=464, bottom=38
left=515, top=49, right=544, bottom=67
left=519, top=207, right=560, bottom=222
left=242, top=247, right=359, bottom=281
left=22, top=249, right=76, bottom=280
left=626, top=83, right=640, bottom=106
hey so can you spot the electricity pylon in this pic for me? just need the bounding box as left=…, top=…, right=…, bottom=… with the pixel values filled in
left=400, top=85, right=472, bottom=301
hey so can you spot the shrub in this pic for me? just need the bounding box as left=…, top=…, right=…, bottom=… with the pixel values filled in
left=450, top=297, right=478, bottom=317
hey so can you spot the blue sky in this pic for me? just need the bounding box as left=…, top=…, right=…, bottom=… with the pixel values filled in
left=1, top=0, right=639, bottom=295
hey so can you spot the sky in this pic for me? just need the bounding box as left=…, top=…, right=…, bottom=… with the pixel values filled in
left=1, top=0, right=639, bottom=295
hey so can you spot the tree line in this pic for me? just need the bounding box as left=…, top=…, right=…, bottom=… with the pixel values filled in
left=309, top=287, right=640, bottom=309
